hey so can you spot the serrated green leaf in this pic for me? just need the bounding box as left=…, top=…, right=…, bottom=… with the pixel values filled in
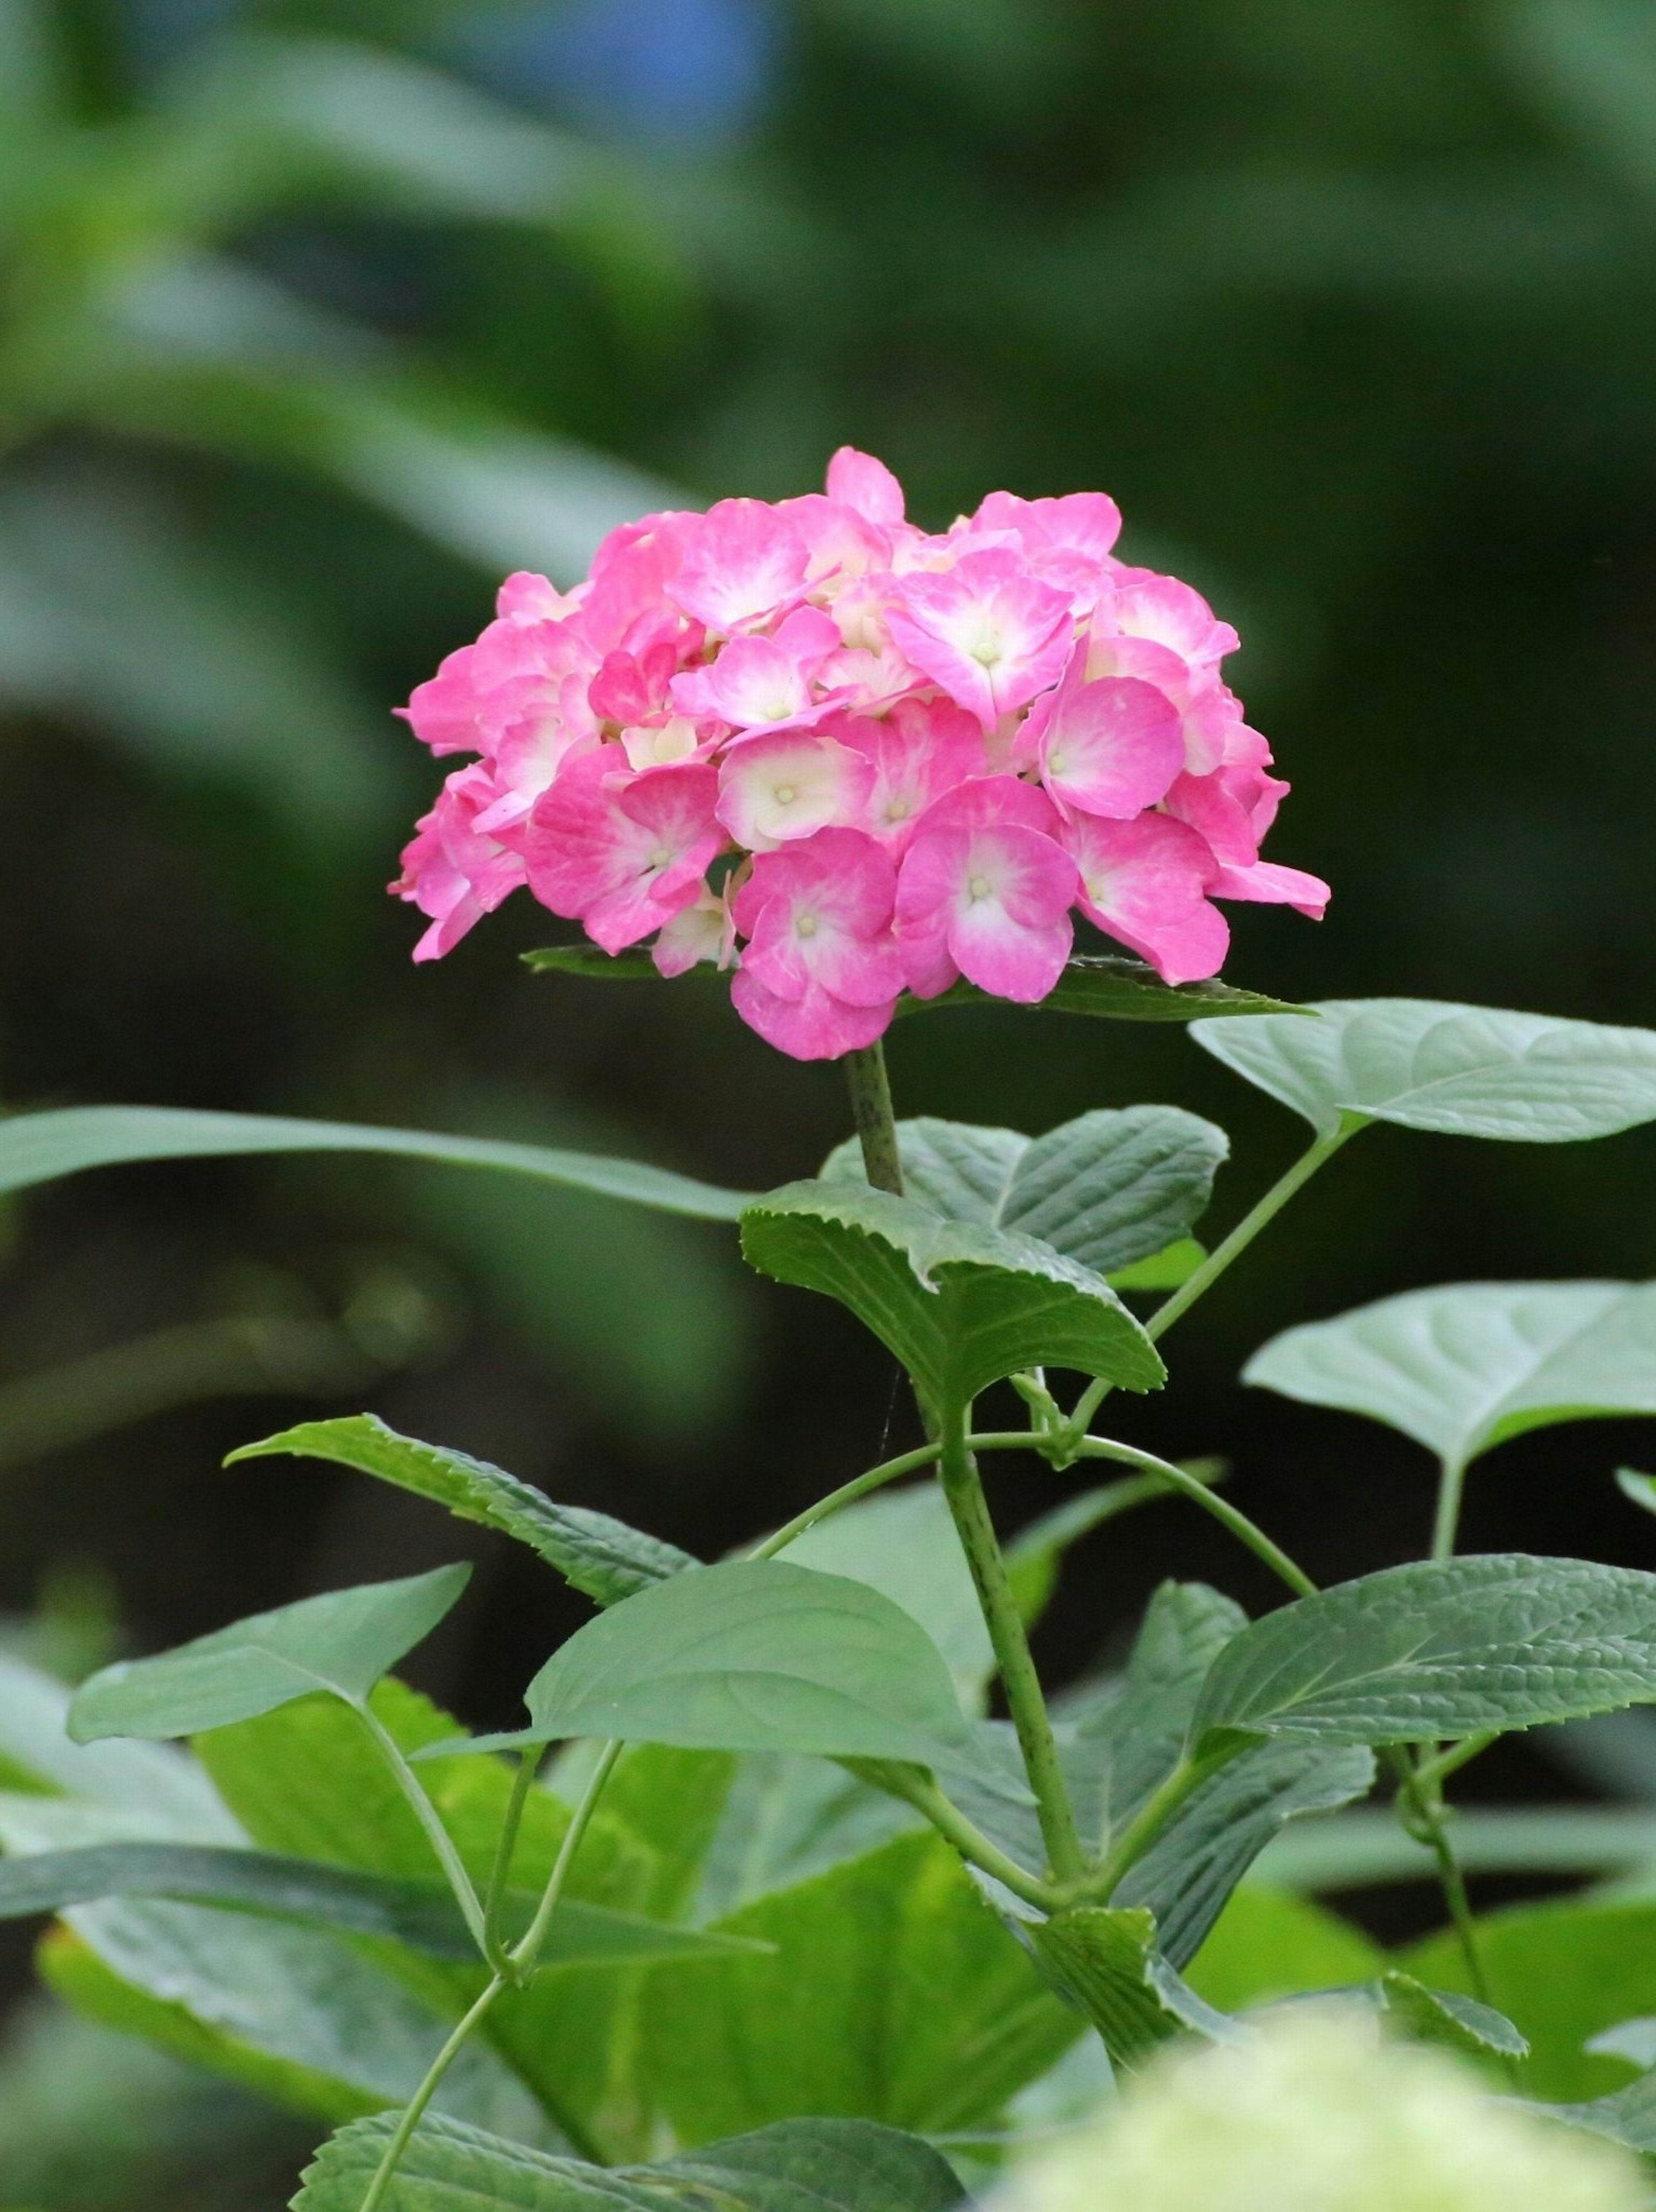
left=0, top=1106, right=751, bottom=1221
left=1191, top=1555, right=1656, bottom=1751
left=294, top=2111, right=964, bottom=2212
left=1025, top=1905, right=1239, bottom=2069
left=905, top=954, right=1302, bottom=1023
left=641, top=1830, right=1076, bottom=2142
left=1247, top=1282, right=1656, bottom=1471
left=740, top=1180, right=1164, bottom=1409
left=820, top=1107, right=1227, bottom=1278
left=0, top=1842, right=764, bottom=1969
left=1194, top=997, right=1656, bottom=1142
left=228, top=1416, right=696, bottom=1605
left=1370, top=1970, right=1529, bottom=2062
left=445, top=1561, right=997, bottom=1784
left=68, top=1567, right=470, bottom=1742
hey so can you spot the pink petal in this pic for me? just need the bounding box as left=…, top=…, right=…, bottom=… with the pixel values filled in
left=885, top=551, right=1073, bottom=729
left=1031, top=674, right=1184, bottom=820
left=729, top=970, right=898, bottom=1061
left=667, top=499, right=811, bottom=633
left=895, top=816, right=1078, bottom=1003
left=733, top=828, right=902, bottom=1004
left=717, top=730, right=875, bottom=851
left=832, top=696, right=987, bottom=852
left=825, top=448, right=906, bottom=529
left=1209, top=858, right=1330, bottom=919
left=525, top=752, right=722, bottom=951
left=1064, top=813, right=1228, bottom=985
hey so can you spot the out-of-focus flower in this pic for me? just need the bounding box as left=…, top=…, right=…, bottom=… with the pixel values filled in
left=997, top=2013, right=1646, bottom=2212
left=393, top=449, right=1328, bottom=1058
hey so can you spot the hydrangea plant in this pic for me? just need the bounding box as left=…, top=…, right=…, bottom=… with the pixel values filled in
left=4, top=460, right=1656, bottom=2211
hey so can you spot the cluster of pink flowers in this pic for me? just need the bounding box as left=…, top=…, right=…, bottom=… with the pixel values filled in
left=392, top=450, right=1327, bottom=1060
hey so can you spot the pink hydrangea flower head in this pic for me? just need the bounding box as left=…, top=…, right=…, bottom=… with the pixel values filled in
left=666, top=498, right=811, bottom=633
left=670, top=605, right=843, bottom=732
left=885, top=551, right=1074, bottom=730
left=730, top=827, right=904, bottom=1059
left=524, top=751, right=723, bottom=955
left=1023, top=661, right=1186, bottom=822
left=1063, top=812, right=1229, bottom=986
left=895, top=777, right=1079, bottom=1003
left=392, top=763, right=526, bottom=962
left=715, top=727, right=875, bottom=851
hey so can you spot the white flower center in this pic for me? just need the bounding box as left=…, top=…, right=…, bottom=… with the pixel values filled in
left=772, top=783, right=797, bottom=805
left=796, top=911, right=819, bottom=938
left=967, top=873, right=992, bottom=901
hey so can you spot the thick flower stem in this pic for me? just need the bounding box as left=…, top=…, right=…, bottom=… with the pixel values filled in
left=938, top=1398, right=1088, bottom=1886
left=844, top=1041, right=905, bottom=1196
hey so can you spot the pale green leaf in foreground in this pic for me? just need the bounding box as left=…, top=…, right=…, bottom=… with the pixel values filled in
left=438, top=1560, right=1001, bottom=1786
left=1191, top=1554, right=1656, bottom=1751
left=1246, top=1281, right=1656, bottom=1469
left=0, top=1106, right=750, bottom=1220
left=740, top=1180, right=1163, bottom=1409
left=819, top=1107, right=1226, bottom=1278
left=294, top=2112, right=964, bottom=2212
left=228, top=1415, right=695, bottom=1604
left=67, top=1567, right=469, bottom=1743
left=1194, top=996, right=1656, bottom=1143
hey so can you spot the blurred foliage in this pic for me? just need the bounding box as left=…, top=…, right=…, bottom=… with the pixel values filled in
left=5, top=10, right=1656, bottom=2197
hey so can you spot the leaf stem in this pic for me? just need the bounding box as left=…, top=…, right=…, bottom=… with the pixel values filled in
left=356, top=1972, right=507, bottom=2212
left=357, top=1703, right=488, bottom=1958
left=937, top=1398, right=1087, bottom=1884
left=1412, top=1733, right=1498, bottom=1796
left=844, top=1040, right=905, bottom=1196
left=1073, top=1437, right=1317, bottom=1601
left=855, top=1762, right=1061, bottom=1913
left=1431, top=1454, right=1471, bottom=1562
left=483, top=1749, right=539, bottom=1972
left=1389, top=1751, right=1493, bottom=2008
left=508, top=1739, right=623, bottom=1978
left=1065, top=1121, right=1358, bottom=1438
left=751, top=1441, right=942, bottom=1558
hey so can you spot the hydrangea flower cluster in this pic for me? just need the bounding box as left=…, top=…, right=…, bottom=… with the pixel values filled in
left=393, top=449, right=1327, bottom=1060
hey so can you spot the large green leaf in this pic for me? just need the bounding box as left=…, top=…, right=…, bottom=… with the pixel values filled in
left=68, top=1567, right=470, bottom=1743
left=907, top=955, right=1301, bottom=1023
left=1184, top=1884, right=1381, bottom=2011
left=448, top=1561, right=1000, bottom=1783
left=295, top=2112, right=963, bottom=2212
left=640, top=1830, right=1077, bottom=2143
left=739, top=1181, right=1164, bottom=1409
left=0, top=1843, right=761, bottom=1970
left=0, top=1654, right=234, bottom=1839
left=1191, top=1554, right=1656, bottom=1750
left=228, top=1416, right=696, bottom=1605
left=819, top=1108, right=1227, bottom=1277
left=1194, top=997, right=1656, bottom=1142
left=692, top=1757, right=918, bottom=1923
left=1024, top=1905, right=1236, bottom=2069
left=1246, top=1281, right=1656, bottom=1470
left=0, top=1106, right=750, bottom=1221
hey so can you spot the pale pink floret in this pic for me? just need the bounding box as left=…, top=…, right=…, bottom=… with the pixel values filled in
left=1105, top=572, right=1239, bottom=667
left=832, top=696, right=987, bottom=855
left=1165, top=746, right=1290, bottom=866
left=730, top=827, right=904, bottom=1059
left=885, top=551, right=1074, bottom=730
left=670, top=606, right=842, bottom=730
left=715, top=727, right=875, bottom=852
left=895, top=778, right=1079, bottom=1003
left=496, top=571, right=584, bottom=624
left=972, top=490, right=1123, bottom=603
left=652, top=882, right=737, bottom=975
left=825, top=447, right=906, bottom=529
left=524, top=751, right=724, bottom=954
left=392, top=764, right=526, bottom=962
left=1023, top=659, right=1185, bottom=821
left=1064, top=813, right=1229, bottom=985
left=666, top=498, right=811, bottom=633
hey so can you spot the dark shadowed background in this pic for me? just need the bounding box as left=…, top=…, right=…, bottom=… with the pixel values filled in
left=3, top=0, right=1656, bottom=2199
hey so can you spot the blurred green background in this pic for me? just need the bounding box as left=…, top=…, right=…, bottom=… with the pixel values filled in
left=4, top=0, right=1656, bottom=2198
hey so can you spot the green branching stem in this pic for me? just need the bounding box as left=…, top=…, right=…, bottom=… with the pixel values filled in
left=853, top=1761, right=1060, bottom=1913
left=1073, top=1437, right=1317, bottom=1601
left=1431, top=1453, right=1472, bottom=1562
left=356, top=1973, right=507, bottom=2212
left=509, top=1739, right=624, bottom=1978
left=357, top=1702, right=488, bottom=1958
left=483, top=1749, right=540, bottom=1972
left=844, top=1040, right=905, bottom=1196
left=1412, top=1733, right=1499, bottom=1797
left=1065, top=1119, right=1361, bottom=1440
left=937, top=1397, right=1087, bottom=1884
left=1389, top=1748, right=1493, bottom=2007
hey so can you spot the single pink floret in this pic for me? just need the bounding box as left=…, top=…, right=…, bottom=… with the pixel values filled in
left=524, top=751, right=724, bottom=955
left=825, top=446, right=906, bottom=529
left=1064, top=812, right=1229, bottom=985
left=1024, top=662, right=1185, bottom=821
left=730, top=827, right=904, bottom=1059
left=895, top=777, right=1079, bottom=1003
left=715, top=727, right=875, bottom=851
left=392, top=764, right=526, bottom=962
left=886, top=551, right=1074, bottom=730
left=666, top=498, right=811, bottom=633
left=670, top=605, right=842, bottom=731
left=831, top=696, right=986, bottom=855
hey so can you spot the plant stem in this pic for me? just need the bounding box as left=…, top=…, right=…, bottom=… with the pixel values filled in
left=509, top=1739, right=624, bottom=1977
left=357, top=1973, right=507, bottom=2212
left=751, top=1441, right=942, bottom=1558
left=856, top=1762, right=1060, bottom=1913
left=1412, top=1733, right=1498, bottom=1796
left=937, top=1398, right=1087, bottom=1884
left=1066, top=1121, right=1358, bottom=1437
left=358, top=1704, right=488, bottom=1957
left=1431, top=1454, right=1471, bottom=1562
left=1389, top=1749, right=1492, bottom=2006
left=483, top=1750, right=539, bottom=1971
left=1073, top=1437, right=1317, bottom=1601
left=844, top=1040, right=904, bottom=1195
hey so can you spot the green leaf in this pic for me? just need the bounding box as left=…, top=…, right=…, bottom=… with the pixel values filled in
left=0, top=1106, right=751, bottom=1222
left=820, top=1107, right=1227, bottom=1277
left=1191, top=1554, right=1656, bottom=1751
left=1247, top=1282, right=1656, bottom=1471
left=228, top=1416, right=696, bottom=1605
left=1194, top=997, right=1656, bottom=1143
left=1524, top=2071, right=1656, bottom=2160
left=68, top=1567, right=470, bottom=1742
left=524, top=945, right=686, bottom=983
left=446, top=1561, right=999, bottom=1784
left=41, top=1907, right=555, bottom=2138
left=1369, top=1970, right=1529, bottom=2062
left=1024, top=1905, right=1238, bottom=2070
left=904, top=954, right=1302, bottom=1024
left=1108, top=1238, right=1207, bottom=1291
left=1618, top=1468, right=1656, bottom=1517
left=1184, top=1885, right=1381, bottom=2011
left=1404, top=1896, right=1656, bottom=2099
left=640, top=1830, right=1077, bottom=2142
left=692, top=1757, right=919, bottom=1923
left=0, top=1843, right=764, bottom=1970
left=739, top=1181, right=1164, bottom=1409
left=0, top=1654, right=234, bottom=1838
left=295, top=2112, right=964, bottom=2212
